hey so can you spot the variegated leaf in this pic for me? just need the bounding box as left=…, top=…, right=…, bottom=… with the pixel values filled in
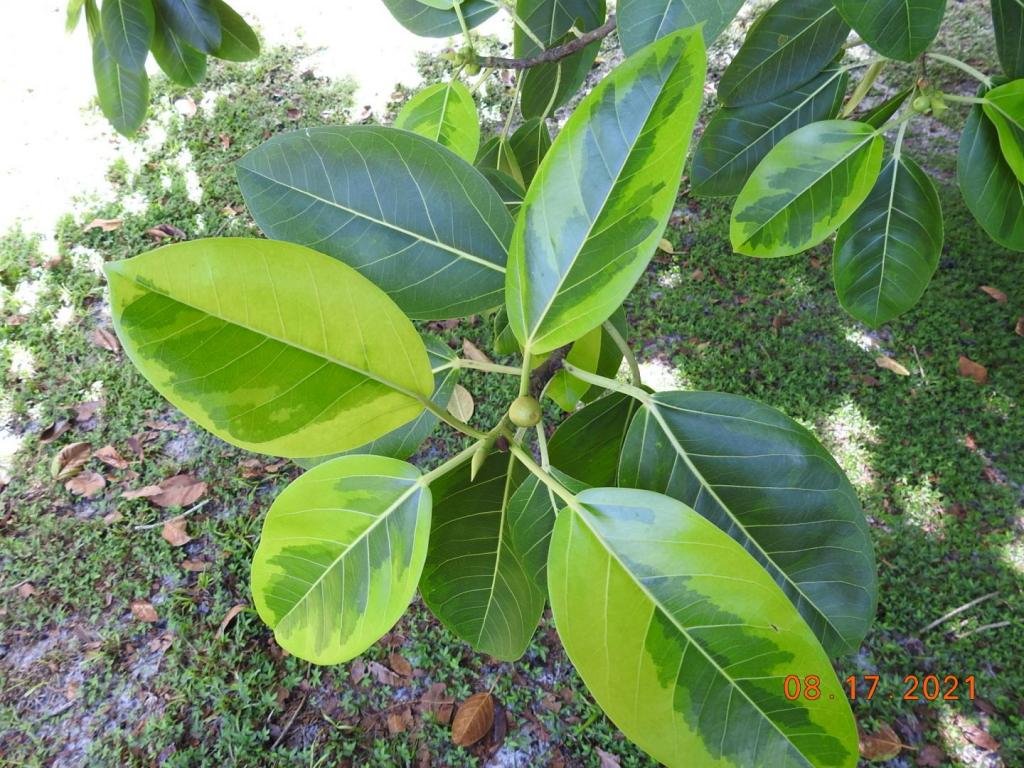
left=395, top=80, right=480, bottom=162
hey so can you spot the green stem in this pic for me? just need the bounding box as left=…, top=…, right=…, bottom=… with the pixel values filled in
left=841, top=59, right=887, bottom=118
left=876, top=108, right=917, bottom=135
left=435, top=359, right=523, bottom=376
left=926, top=52, right=992, bottom=88
left=943, top=93, right=987, bottom=105
left=453, top=1, right=473, bottom=51
left=500, top=74, right=524, bottom=142
left=891, top=118, right=909, bottom=160
left=421, top=398, right=490, bottom=440
left=486, top=0, right=546, bottom=50
left=518, top=346, right=533, bottom=397
left=561, top=362, right=651, bottom=404
left=602, top=320, right=641, bottom=386
left=419, top=440, right=483, bottom=485
left=500, top=427, right=580, bottom=510
left=471, top=67, right=495, bottom=94
left=535, top=422, right=551, bottom=470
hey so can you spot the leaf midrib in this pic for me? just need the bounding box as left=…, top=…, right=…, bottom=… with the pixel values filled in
left=644, top=401, right=851, bottom=651
left=237, top=164, right=505, bottom=275
left=568, top=504, right=815, bottom=767
left=113, top=265, right=430, bottom=403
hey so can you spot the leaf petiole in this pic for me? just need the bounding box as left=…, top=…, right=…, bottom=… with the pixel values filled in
left=561, top=362, right=650, bottom=404
left=926, top=52, right=992, bottom=88
left=601, top=320, right=641, bottom=386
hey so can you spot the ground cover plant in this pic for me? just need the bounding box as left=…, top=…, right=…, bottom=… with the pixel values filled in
left=0, top=1, right=1020, bottom=766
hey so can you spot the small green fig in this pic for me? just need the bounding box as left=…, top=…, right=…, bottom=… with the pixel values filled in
left=508, top=395, right=542, bottom=427
left=912, top=95, right=932, bottom=113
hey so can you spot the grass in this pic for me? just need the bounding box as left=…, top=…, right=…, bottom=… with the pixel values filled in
left=1, top=6, right=1022, bottom=767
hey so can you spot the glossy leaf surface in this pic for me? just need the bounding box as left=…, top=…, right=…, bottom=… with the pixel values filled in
left=151, top=3, right=207, bottom=86
left=958, top=100, right=1024, bottom=250
left=618, top=391, right=876, bottom=655
left=506, top=28, right=706, bottom=353
left=420, top=454, right=544, bottom=660
left=154, top=0, right=221, bottom=54
left=101, top=0, right=155, bottom=71
left=509, top=118, right=553, bottom=187
left=516, top=0, right=606, bottom=118
left=210, top=0, right=259, bottom=61
left=251, top=456, right=430, bottom=664
left=549, top=488, right=859, bottom=767
left=693, top=66, right=848, bottom=197
left=237, top=126, right=513, bottom=319
left=717, top=0, right=848, bottom=107
left=296, top=338, right=460, bottom=466
left=106, top=238, right=434, bottom=458
left=548, top=392, right=639, bottom=486
left=834, top=154, right=943, bottom=327
left=618, top=0, right=744, bottom=54
left=832, top=0, right=946, bottom=61
left=983, top=79, right=1024, bottom=182
left=731, top=120, right=884, bottom=257
left=379, top=0, right=496, bottom=36
left=92, top=33, right=149, bottom=137
left=992, top=0, right=1024, bottom=79
left=395, top=80, right=480, bottom=162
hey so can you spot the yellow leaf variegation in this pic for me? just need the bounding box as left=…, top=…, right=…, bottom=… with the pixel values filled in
left=251, top=455, right=431, bottom=664
left=549, top=488, right=859, bottom=768
left=106, top=238, right=434, bottom=458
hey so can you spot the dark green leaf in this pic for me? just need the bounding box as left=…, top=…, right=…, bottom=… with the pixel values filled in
left=618, top=0, right=744, bottom=54
left=92, top=31, right=149, bottom=136
left=548, top=392, right=638, bottom=485
left=982, top=79, right=1024, bottom=182
left=210, top=0, right=259, bottom=61
left=154, top=0, right=221, bottom=54
left=477, top=135, right=526, bottom=187
left=515, top=0, right=607, bottom=118
left=251, top=455, right=430, bottom=664
left=420, top=454, right=544, bottom=660
left=151, top=2, right=207, bottom=86
left=506, top=28, right=706, bottom=353
left=693, top=66, right=848, bottom=197
left=479, top=168, right=526, bottom=216
left=101, top=0, right=155, bottom=71
left=859, top=86, right=913, bottom=128
left=395, top=80, right=480, bottom=162
left=549, top=488, right=859, bottom=767
left=106, top=238, right=434, bottom=458
left=237, top=126, right=514, bottom=319
left=992, top=0, right=1024, bottom=79
left=832, top=0, right=946, bottom=61
left=834, top=153, right=943, bottom=327
left=958, top=99, right=1024, bottom=250
left=731, top=120, right=884, bottom=257
left=618, top=391, right=877, bottom=655
left=509, top=118, right=553, bottom=187
left=718, top=0, right=849, bottom=107
left=379, top=0, right=497, bottom=36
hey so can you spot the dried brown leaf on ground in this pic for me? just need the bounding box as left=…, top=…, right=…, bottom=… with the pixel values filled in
left=17, top=582, right=37, bottom=599
left=89, top=327, right=120, bottom=352
left=94, top=445, right=129, bottom=469
left=52, top=441, right=92, bottom=480
left=131, top=600, right=159, bottom=622
left=916, top=745, right=946, bottom=766
left=161, top=517, right=192, bottom=547
left=1016, top=317, right=1023, bottom=336
left=420, top=682, right=454, bottom=724
left=462, top=338, right=492, bottom=364
left=961, top=722, right=1000, bottom=752
left=388, top=652, right=413, bottom=677
left=979, top=285, right=1008, bottom=303
left=875, top=355, right=910, bottom=376
left=39, top=419, right=71, bottom=444
left=387, top=707, right=414, bottom=735
left=216, top=604, right=247, bottom=638
left=122, top=485, right=163, bottom=499
left=151, top=474, right=207, bottom=508
left=367, top=661, right=402, bottom=686
left=451, top=692, right=494, bottom=747
left=859, top=724, right=902, bottom=760
left=74, top=400, right=104, bottom=422
left=597, top=748, right=621, bottom=767
left=65, top=470, right=106, bottom=497
left=181, top=559, right=210, bottom=572
left=84, top=217, right=123, bottom=232
left=957, top=355, right=988, bottom=384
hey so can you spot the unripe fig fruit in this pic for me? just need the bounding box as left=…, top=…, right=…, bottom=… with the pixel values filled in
left=508, top=395, right=542, bottom=427
left=912, top=95, right=931, bottom=113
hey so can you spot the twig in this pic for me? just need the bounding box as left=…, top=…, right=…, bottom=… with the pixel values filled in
left=955, top=621, right=1012, bottom=640
left=271, top=692, right=308, bottom=750
left=476, top=15, right=617, bottom=70
left=133, top=499, right=210, bottom=530
left=919, top=591, right=999, bottom=633
left=911, top=344, right=928, bottom=383
left=529, top=345, right=572, bottom=397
